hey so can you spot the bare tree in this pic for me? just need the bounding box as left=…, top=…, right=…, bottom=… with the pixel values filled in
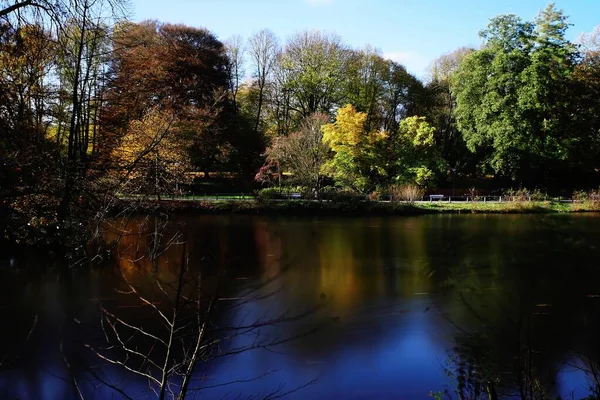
left=225, top=34, right=245, bottom=107
left=265, top=113, right=330, bottom=193
left=0, top=0, right=58, bottom=19
left=248, top=29, right=278, bottom=134
left=578, top=25, right=600, bottom=57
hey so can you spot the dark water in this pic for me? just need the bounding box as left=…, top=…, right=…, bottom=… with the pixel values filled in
left=1, top=214, right=600, bottom=399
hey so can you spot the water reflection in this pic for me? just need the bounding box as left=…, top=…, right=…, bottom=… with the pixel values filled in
left=1, top=214, right=600, bottom=399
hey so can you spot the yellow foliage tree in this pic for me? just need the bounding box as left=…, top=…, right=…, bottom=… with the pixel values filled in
left=321, top=104, right=381, bottom=192
left=322, top=105, right=445, bottom=191
left=111, top=109, right=192, bottom=197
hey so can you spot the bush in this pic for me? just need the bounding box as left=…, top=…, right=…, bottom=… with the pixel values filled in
left=258, top=186, right=315, bottom=201
left=503, top=188, right=547, bottom=202
left=465, top=187, right=481, bottom=201
left=390, top=184, right=424, bottom=203
left=319, top=186, right=363, bottom=202
left=572, top=188, right=600, bottom=210
left=573, top=190, right=589, bottom=201
left=257, top=187, right=283, bottom=200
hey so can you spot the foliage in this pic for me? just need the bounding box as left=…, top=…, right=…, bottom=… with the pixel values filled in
left=321, top=105, right=445, bottom=192
left=390, top=184, right=425, bottom=202
left=502, top=188, right=548, bottom=202
left=263, top=113, right=329, bottom=191
left=110, top=108, right=192, bottom=196
left=451, top=5, right=584, bottom=185
left=5, top=1, right=600, bottom=250
left=103, top=21, right=234, bottom=176
left=425, top=47, right=477, bottom=174
left=257, top=186, right=314, bottom=201
left=277, top=31, right=354, bottom=117
left=321, top=104, right=376, bottom=192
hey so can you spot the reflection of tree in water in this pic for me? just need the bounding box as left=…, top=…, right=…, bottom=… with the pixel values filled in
left=78, top=212, right=322, bottom=399
left=441, top=218, right=600, bottom=399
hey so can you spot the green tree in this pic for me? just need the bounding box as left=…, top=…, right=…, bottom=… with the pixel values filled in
left=425, top=47, right=475, bottom=175
left=393, top=116, right=446, bottom=187
left=278, top=31, right=355, bottom=118
left=452, top=6, right=581, bottom=185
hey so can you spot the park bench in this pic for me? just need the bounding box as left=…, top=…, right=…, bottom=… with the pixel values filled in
left=429, top=194, right=444, bottom=201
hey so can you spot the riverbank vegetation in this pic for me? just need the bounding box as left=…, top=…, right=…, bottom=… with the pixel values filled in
left=136, top=197, right=600, bottom=216
left=2, top=1, right=600, bottom=249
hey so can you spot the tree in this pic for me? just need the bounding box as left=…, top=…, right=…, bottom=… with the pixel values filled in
left=345, top=47, right=387, bottom=132
left=110, top=108, right=190, bottom=198
left=247, top=29, right=278, bottom=135
left=0, top=0, right=127, bottom=247
left=571, top=26, right=600, bottom=184
left=425, top=47, right=475, bottom=174
left=322, top=104, right=444, bottom=192
left=452, top=6, right=581, bottom=185
left=392, top=116, right=446, bottom=187
left=278, top=31, right=355, bottom=118
left=264, top=113, right=330, bottom=192
left=0, top=22, right=58, bottom=243
left=224, top=35, right=245, bottom=107
left=103, top=21, right=231, bottom=180
left=321, top=104, right=379, bottom=192
left=0, top=0, right=61, bottom=19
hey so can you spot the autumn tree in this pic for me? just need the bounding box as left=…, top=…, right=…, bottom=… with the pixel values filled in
left=102, top=21, right=231, bottom=181
left=321, top=104, right=380, bottom=192
left=110, top=109, right=190, bottom=198
left=0, top=22, right=58, bottom=242
left=0, top=0, right=127, bottom=246
left=265, top=113, right=330, bottom=192
left=322, top=105, right=444, bottom=192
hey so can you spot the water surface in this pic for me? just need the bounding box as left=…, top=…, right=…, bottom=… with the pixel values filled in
left=1, top=214, right=599, bottom=399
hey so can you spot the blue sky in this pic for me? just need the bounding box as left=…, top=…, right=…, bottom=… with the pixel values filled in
left=130, top=0, right=600, bottom=78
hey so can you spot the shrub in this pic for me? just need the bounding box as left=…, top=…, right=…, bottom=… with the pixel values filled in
left=529, top=189, right=547, bottom=201
left=465, top=187, right=480, bottom=201
left=257, top=187, right=283, bottom=201
left=503, top=188, right=547, bottom=202
left=573, top=190, right=588, bottom=201
left=390, top=184, right=424, bottom=203
left=258, top=186, right=317, bottom=201
left=319, top=186, right=362, bottom=202
left=573, top=188, right=600, bottom=210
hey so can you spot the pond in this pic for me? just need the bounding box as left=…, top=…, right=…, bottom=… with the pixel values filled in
left=1, top=213, right=600, bottom=399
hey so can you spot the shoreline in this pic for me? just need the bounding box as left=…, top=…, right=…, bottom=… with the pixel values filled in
left=128, top=199, right=600, bottom=216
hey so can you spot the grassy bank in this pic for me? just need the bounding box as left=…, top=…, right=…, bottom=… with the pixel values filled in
left=137, top=199, right=600, bottom=216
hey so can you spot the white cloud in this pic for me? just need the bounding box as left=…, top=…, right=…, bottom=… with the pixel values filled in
left=383, top=51, right=429, bottom=78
